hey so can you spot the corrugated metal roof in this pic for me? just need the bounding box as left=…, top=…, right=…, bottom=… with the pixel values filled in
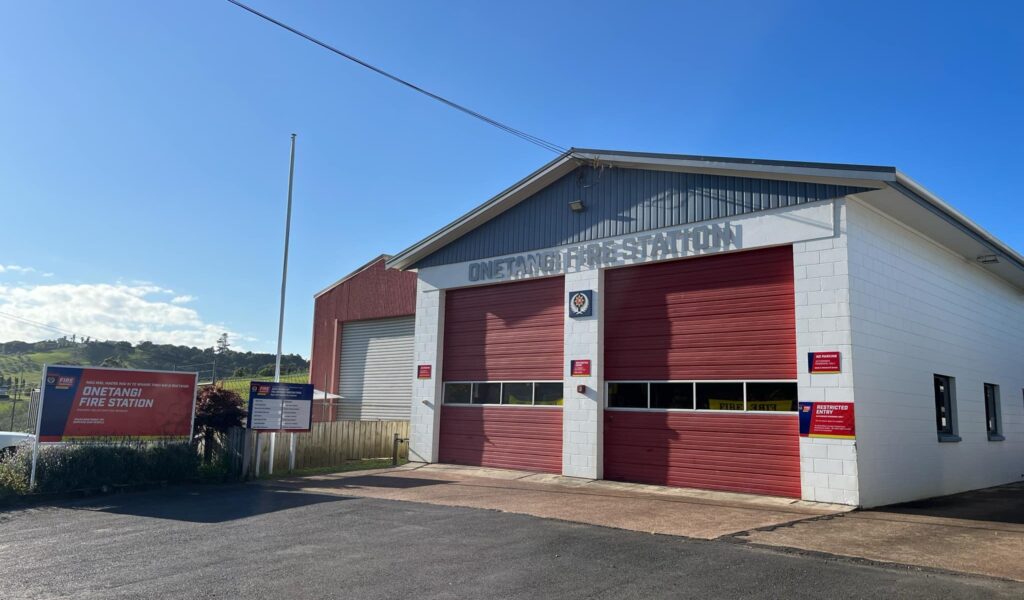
left=414, top=165, right=870, bottom=268
left=385, top=148, right=1024, bottom=289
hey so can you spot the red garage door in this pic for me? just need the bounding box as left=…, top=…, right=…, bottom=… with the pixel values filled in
left=438, top=277, right=564, bottom=473
left=603, top=246, right=801, bottom=497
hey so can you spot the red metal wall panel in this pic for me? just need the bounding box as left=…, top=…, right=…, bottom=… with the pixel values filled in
left=443, top=277, right=564, bottom=381
left=604, top=411, right=801, bottom=497
left=439, top=406, right=563, bottom=474
left=309, top=257, right=417, bottom=419
left=604, top=246, right=797, bottom=380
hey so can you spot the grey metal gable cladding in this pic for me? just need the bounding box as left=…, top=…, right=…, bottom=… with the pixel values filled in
left=413, top=165, right=871, bottom=268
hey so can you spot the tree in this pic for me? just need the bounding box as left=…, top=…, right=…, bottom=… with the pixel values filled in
left=215, top=333, right=230, bottom=354
left=257, top=364, right=275, bottom=377
left=100, top=356, right=127, bottom=368
left=232, top=367, right=248, bottom=377
left=192, top=386, right=247, bottom=463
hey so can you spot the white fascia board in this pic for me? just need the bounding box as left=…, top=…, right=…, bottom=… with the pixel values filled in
left=890, top=172, right=1024, bottom=273
left=571, top=149, right=896, bottom=187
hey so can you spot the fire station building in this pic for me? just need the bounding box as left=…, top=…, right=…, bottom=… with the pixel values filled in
left=325, top=149, right=1024, bottom=508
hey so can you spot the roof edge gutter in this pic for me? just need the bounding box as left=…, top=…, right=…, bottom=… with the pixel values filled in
left=889, top=173, right=1024, bottom=273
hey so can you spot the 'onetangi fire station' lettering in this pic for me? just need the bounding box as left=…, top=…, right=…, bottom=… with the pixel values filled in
left=78, top=386, right=155, bottom=409
left=467, top=222, right=738, bottom=282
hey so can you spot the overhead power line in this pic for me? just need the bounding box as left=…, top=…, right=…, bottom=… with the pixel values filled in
left=0, top=310, right=81, bottom=338
left=225, top=0, right=568, bottom=155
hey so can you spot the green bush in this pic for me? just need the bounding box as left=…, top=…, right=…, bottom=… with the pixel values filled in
left=0, top=441, right=202, bottom=498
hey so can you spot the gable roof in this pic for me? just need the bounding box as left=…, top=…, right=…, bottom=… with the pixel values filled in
left=385, top=149, right=1024, bottom=288
left=314, top=254, right=391, bottom=299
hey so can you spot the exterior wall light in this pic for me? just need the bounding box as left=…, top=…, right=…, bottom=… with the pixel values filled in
left=976, top=254, right=999, bottom=264
left=569, top=199, right=585, bottom=213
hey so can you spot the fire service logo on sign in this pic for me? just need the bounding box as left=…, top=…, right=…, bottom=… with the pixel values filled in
left=46, top=375, right=76, bottom=390
left=568, top=290, right=594, bottom=318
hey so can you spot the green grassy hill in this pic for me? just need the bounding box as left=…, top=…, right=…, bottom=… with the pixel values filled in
left=0, top=338, right=308, bottom=387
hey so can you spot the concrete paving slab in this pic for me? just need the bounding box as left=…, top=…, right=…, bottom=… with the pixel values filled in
left=261, top=462, right=847, bottom=540
left=739, top=483, right=1024, bottom=582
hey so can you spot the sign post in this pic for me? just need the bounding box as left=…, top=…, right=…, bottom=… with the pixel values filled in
left=247, top=381, right=313, bottom=473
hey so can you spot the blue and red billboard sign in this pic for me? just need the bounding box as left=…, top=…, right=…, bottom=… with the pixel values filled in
left=38, top=365, right=198, bottom=442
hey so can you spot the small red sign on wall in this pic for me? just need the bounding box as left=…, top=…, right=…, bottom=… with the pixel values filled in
left=799, top=402, right=855, bottom=439
left=570, top=359, right=591, bottom=377
left=417, top=365, right=432, bottom=379
left=808, top=351, right=841, bottom=373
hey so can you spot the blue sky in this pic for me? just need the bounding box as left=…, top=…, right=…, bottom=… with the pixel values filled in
left=1, top=1, right=1021, bottom=355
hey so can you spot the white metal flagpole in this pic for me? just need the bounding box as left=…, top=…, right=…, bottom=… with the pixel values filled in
left=271, top=133, right=298, bottom=476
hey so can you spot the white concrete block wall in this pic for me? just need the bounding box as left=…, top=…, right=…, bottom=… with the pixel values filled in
left=846, top=199, right=1024, bottom=507
left=793, top=200, right=860, bottom=506
left=562, top=268, right=603, bottom=479
left=408, top=279, right=444, bottom=463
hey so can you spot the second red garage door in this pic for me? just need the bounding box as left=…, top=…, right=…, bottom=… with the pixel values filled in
left=603, top=246, right=802, bottom=497
left=438, top=277, right=564, bottom=474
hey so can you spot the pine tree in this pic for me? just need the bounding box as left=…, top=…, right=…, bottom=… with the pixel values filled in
left=215, top=333, right=230, bottom=354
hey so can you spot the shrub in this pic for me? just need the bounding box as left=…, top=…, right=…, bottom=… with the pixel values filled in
left=193, top=386, right=246, bottom=463
left=0, top=440, right=201, bottom=498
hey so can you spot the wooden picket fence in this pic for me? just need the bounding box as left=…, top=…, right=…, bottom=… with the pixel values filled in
left=237, top=419, right=410, bottom=475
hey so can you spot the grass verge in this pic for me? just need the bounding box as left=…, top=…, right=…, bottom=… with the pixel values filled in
left=257, top=457, right=408, bottom=480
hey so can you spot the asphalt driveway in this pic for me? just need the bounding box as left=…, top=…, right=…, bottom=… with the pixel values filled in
left=1, top=483, right=1021, bottom=599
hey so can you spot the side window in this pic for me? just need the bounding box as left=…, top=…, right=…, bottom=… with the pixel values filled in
left=984, top=383, right=1003, bottom=441
left=934, top=375, right=959, bottom=442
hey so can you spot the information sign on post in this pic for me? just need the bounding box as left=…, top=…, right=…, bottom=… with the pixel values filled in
left=247, top=382, right=313, bottom=432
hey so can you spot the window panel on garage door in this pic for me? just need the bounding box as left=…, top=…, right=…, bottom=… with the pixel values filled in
left=440, top=276, right=564, bottom=474
left=603, top=246, right=800, bottom=497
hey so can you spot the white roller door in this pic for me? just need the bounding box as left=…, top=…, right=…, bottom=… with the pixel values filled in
left=338, top=316, right=415, bottom=420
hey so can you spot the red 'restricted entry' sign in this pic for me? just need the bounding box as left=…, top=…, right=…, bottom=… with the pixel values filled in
left=799, top=402, right=855, bottom=439
left=37, top=365, right=197, bottom=442
left=570, top=359, right=591, bottom=377
left=417, top=365, right=432, bottom=379
left=808, top=351, right=841, bottom=373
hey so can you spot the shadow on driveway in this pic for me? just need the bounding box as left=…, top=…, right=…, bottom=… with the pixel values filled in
left=879, top=482, right=1024, bottom=525
left=68, top=485, right=351, bottom=524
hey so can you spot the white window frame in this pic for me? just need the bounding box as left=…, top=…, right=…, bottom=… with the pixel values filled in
left=605, top=380, right=799, bottom=414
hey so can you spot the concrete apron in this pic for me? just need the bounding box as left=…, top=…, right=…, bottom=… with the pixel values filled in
left=738, top=501, right=1024, bottom=582
left=259, top=462, right=849, bottom=540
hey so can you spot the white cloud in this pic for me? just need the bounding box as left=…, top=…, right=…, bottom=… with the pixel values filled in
left=0, top=282, right=241, bottom=349
left=170, top=295, right=196, bottom=304
left=0, top=264, right=36, bottom=274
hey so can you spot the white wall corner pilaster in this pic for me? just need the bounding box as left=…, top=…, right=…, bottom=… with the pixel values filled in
left=562, top=268, right=604, bottom=479
left=408, top=278, right=444, bottom=463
